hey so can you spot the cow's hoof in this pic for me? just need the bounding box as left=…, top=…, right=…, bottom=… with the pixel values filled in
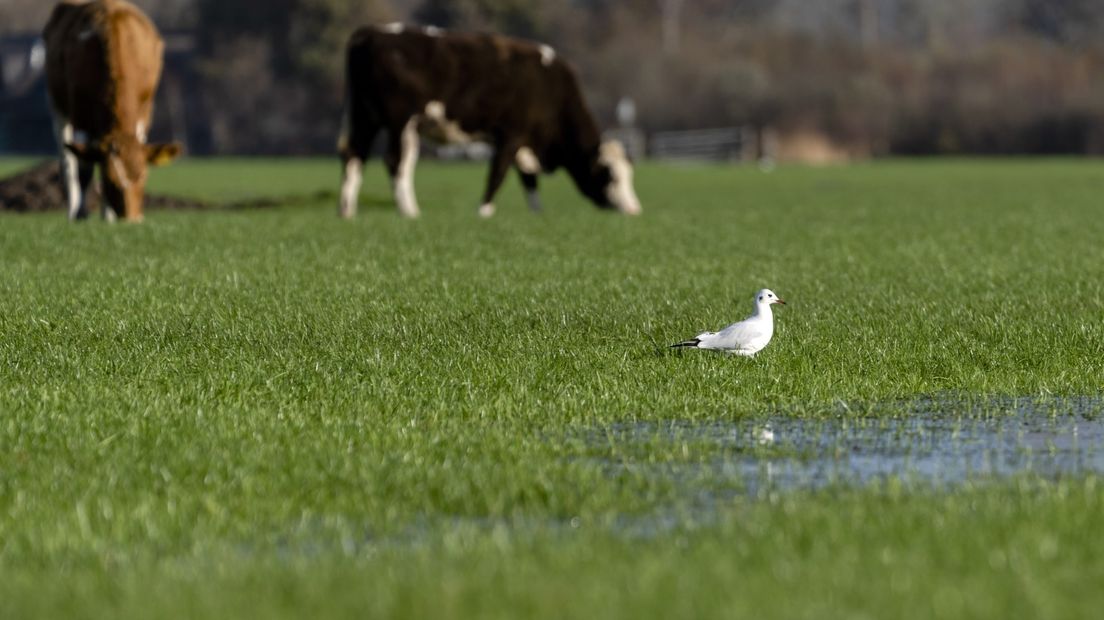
left=478, top=203, right=496, bottom=218
left=338, top=203, right=356, bottom=219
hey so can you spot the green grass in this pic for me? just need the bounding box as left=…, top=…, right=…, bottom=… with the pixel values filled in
left=1, top=157, right=1103, bottom=618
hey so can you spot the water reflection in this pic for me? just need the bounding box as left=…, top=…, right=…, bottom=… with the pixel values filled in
left=590, top=396, right=1104, bottom=496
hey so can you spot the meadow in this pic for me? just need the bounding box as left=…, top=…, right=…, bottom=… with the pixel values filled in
left=1, top=157, right=1103, bottom=618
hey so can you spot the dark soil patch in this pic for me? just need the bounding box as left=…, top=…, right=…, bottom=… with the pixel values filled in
left=0, top=161, right=334, bottom=213
left=0, top=160, right=211, bottom=213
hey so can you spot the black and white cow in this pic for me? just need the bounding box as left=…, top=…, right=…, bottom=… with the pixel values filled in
left=337, top=23, right=641, bottom=218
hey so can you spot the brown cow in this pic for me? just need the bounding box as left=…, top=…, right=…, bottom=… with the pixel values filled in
left=44, top=0, right=180, bottom=222
left=338, top=24, right=642, bottom=219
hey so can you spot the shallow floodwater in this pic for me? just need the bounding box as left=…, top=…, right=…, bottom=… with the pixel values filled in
left=589, top=396, right=1104, bottom=498
left=281, top=397, right=1104, bottom=551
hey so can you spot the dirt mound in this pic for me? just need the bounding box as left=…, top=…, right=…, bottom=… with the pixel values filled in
left=0, top=160, right=211, bottom=213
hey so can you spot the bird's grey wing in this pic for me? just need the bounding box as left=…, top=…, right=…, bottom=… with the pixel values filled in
left=690, top=330, right=721, bottom=348
left=715, top=320, right=768, bottom=349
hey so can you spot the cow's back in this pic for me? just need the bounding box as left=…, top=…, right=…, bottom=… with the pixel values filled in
left=44, top=0, right=164, bottom=133
left=350, top=27, right=590, bottom=146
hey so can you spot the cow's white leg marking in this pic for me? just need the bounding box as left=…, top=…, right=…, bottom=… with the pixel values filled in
left=425, top=101, right=445, bottom=120
left=423, top=100, right=478, bottom=144
left=599, top=140, right=642, bottom=215
left=539, top=44, right=555, bottom=66
left=109, top=156, right=131, bottom=191
left=394, top=118, right=421, bottom=218
left=135, top=120, right=147, bottom=143
left=339, top=157, right=363, bottom=219
left=478, top=202, right=496, bottom=218
left=515, top=147, right=540, bottom=174
left=55, top=122, right=84, bottom=220
left=516, top=148, right=542, bottom=212
left=335, top=94, right=360, bottom=218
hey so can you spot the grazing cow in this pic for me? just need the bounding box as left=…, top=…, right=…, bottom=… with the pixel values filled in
left=44, top=0, right=180, bottom=222
left=337, top=24, right=642, bottom=219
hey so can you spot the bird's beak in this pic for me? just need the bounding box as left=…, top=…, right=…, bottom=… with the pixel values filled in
left=773, top=299, right=786, bottom=305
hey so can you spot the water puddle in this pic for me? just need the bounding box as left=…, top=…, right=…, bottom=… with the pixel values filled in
left=586, top=396, right=1104, bottom=498
left=271, top=396, right=1104, bottom=553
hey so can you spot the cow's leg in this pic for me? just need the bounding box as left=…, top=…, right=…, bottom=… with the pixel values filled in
left=514, top=147, right=543, bottom=212
left=384, top=118, right=421, bottom=218
left=97, top=165, right=121, bottom=222
left=54, top=120, right=87, bottom=221
left=337, top=101, right=379, bottom=219
left=478, top=143, right=519, bottom=218
left=78, top=160, right=99, bottom=220
left=518, top=171, right=542, bottom=213
left=99, top=166, right=117, bottom=223
left=63, top=148, right=87, bottom=221
left=339, top=156, right=364, bottom=219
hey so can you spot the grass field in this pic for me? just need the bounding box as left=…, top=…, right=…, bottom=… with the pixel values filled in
left=2, top=157, right=1103, bottom=618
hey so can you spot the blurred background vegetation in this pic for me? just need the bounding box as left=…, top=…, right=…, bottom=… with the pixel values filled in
left=3, top=0, right=1104, bottom=156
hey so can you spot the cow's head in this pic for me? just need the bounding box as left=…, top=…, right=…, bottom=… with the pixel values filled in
left=66, top=135, right=181, bottom=221
left=570, top=140, right=642, bottom=215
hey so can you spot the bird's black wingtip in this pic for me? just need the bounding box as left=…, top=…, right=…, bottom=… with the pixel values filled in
left=669, top=338, right=701, bottom=349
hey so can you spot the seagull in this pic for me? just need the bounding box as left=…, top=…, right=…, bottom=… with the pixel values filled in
left=670, top=289, right=786, bottom=356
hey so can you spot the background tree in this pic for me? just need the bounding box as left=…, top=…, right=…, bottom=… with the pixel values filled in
left=413, top=0, right=542, bottom=37
left=0, top=0, right=196, bottom=33
left=6, top=0, right=1104, bottom=155
left=194, top=0, right=393, bottom=153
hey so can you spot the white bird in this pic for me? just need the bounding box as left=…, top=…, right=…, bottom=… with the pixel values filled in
left=670, top=288, right=786, bottom=356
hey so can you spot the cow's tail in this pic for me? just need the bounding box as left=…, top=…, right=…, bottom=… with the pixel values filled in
left=338, top=28, right=380, bottom=160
